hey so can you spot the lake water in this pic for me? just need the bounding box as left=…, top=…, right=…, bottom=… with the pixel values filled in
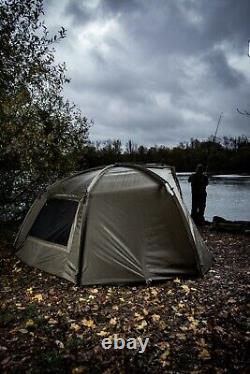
left=177, top=173, right=250, bottom=222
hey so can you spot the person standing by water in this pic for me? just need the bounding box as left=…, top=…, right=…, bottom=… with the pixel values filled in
left=188, top=164, right=209, bottom=225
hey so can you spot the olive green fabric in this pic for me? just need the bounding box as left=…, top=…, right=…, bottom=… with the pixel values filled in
left=15, top=164, right=213, bottom=285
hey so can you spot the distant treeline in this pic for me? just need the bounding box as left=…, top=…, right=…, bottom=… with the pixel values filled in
left=80, top=135, right=250, bottom=174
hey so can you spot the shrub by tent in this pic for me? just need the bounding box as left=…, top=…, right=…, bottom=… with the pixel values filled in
left=14, top=164, right=213, bottom=285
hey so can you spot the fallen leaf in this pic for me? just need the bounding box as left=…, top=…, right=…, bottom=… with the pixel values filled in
left=180, top=285, right=190, bottom=293
left=152, top=314, right=161, bottom=322
left=157, top=341, right=170, bottom=350
left=82, top=319, right=95, bottom=328
left=214, top=326, right=224, bottom=334
left=160, top=348, right=171, bottom=366
left=32, top=294, right=43, bottom=302
left=48, top=318, right=58, bottom=325
left=150, top=289, right=158, bottom=296
left=159, top=321, right=167, bottom=330
left=97, top=330, right=109, bottom=337
left=134, top=313, right=144, bottom=321
left=18, top=329, right=28, bottom=334
left=176, top=333, right=187, bottom=341
left=177, top=302, right=185, bottom=309
left=55, top=340, right=64, bottom=349
left=135, top=320, right=147, bottom=330
left=196, top=338, right=207, bottom=348
left=25, top=319, right=35, bottom=328
left=70, top=323, right=81, bottom=332
left=198, top=348, right=211, bottom=360
left=180, top=325, right=188, bottom=332
left=174, top=278, right=181, bottom=284
left=71, top=367, right=86, bottom=374
left=15, top=303, right=26, bottom=310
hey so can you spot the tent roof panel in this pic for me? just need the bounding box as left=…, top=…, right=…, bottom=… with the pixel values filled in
left=48, top=164, right=173, bottom=198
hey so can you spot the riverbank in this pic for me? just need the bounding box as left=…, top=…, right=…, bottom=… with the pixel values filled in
left=0, top=228, right=249, bottom=373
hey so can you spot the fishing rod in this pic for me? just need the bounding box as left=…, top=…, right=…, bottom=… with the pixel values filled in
left=205, top=112, right=223, bottom=174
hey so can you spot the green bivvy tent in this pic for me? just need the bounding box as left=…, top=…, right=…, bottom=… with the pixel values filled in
left=14, top=164, right=213, bottom=285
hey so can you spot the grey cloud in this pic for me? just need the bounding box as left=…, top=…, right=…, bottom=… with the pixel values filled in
left=63, top=0, right=92, bottom=24
left=44, top=0, right=250, bottom=146
left=205, top=49, right=244, bottom=88
left=101, top=0, right=142, bottom=15
left=200, top=0, right=250, bottom=51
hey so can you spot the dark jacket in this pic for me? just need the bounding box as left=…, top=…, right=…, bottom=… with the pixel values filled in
left=188, top=173, right=208, bottom=196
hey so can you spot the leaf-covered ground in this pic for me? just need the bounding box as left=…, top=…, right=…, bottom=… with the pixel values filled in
left=0, top=228, right=249, bottom=373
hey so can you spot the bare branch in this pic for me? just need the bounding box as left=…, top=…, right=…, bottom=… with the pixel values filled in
left=237, top=108, right=250, bottom=116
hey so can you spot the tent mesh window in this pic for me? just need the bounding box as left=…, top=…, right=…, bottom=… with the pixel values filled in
left=29, top=198, right=78, bottom=246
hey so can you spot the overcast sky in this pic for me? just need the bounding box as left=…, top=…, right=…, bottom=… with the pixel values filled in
left=44, top=0, right=250, bottom=146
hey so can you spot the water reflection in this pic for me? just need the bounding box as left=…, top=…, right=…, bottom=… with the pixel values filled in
left=177, top=174, right=250, bottom=221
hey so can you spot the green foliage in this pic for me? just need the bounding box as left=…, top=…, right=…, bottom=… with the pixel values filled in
left=0, top=0, right=90, bottom=222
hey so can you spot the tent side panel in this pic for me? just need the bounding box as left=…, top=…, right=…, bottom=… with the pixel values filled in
left=170, top=192, right=213, bottom=273
left=192, top=225, right=213, bottom=273
left=144, top=188, right=198, bottom=277
left=16, top=237, right=75, bottom=282
left=15, top=195, right=47, bottom=249
left=16, top=197, right=84, bottom=283
left=151, top=167, right=213, bottom=273
left=80, top=169, right=200, bottom=285
left=80, top=189, right=146, bottom=284
left=80, top=169, right=156, bottom=284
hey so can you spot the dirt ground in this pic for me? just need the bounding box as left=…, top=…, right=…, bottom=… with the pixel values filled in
left=0, top=228, right=249, bottom=373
